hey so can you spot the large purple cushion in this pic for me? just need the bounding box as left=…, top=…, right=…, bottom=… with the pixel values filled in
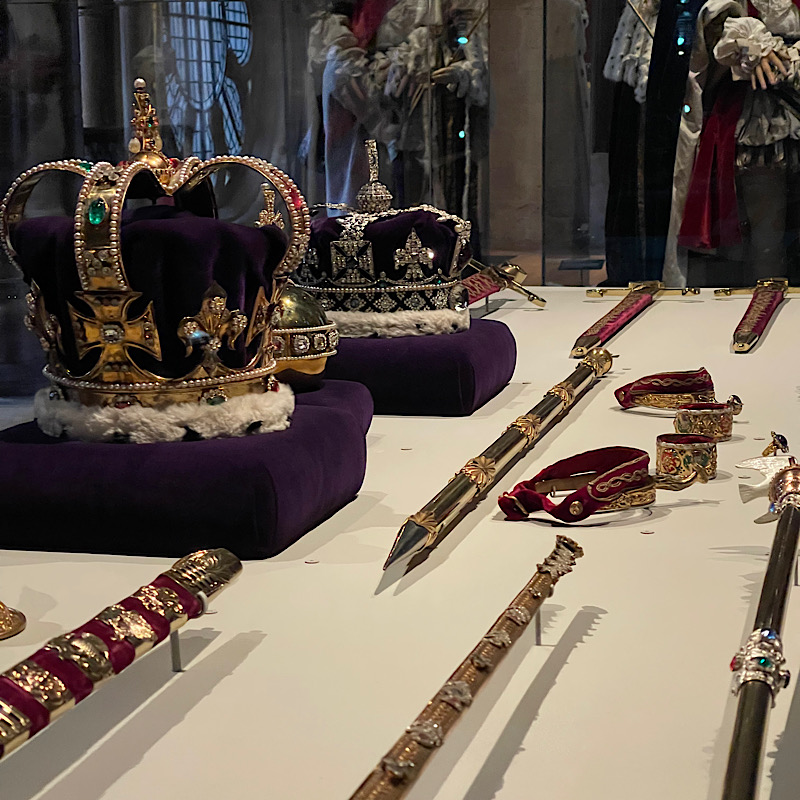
left=0, top=380, right=372, bottom=559
left=325, top=318, right=517, bottom=416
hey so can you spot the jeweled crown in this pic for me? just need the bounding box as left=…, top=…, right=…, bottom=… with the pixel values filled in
left=293, top=140, right=472, bottom=338
left=1, top=79, right=310, bottom=441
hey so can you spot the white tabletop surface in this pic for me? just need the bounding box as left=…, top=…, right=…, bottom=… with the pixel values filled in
left=1, top=287, right=798, bottom=800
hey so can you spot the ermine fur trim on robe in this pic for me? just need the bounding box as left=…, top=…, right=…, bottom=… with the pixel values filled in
left=34, top=384, right=295, bottom=444
left=328, top=309, right=470, bottom=338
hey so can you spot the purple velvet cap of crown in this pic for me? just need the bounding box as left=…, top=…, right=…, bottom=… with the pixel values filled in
left=11, top=205, right=289, bottom=378
left=295, top=209, right=471, bottom=315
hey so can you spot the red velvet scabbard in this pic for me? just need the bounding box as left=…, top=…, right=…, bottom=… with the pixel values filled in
left=570, top=291, right=655, bottom=356
left=732, top=285, right=786, bottom=353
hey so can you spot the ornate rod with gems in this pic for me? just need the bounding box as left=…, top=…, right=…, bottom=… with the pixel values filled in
left=352, top=535, right=582, bottom=800
left=570, top=281, right=699, bottom=358
left=384, top=348, right=613, bottom=570
left=0, top=549, right=241, bottom=760
left=723, top=464, right=800, bottom=800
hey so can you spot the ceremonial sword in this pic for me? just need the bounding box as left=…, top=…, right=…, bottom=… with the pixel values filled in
left=570, top=281, right=700, bottom=358
left=352, top=536, right=582, bottom=799
left=723, top=460, right=800, bottom=800
left=383, top=348, right=614, bottom=570
left=461, top=259, right=547, bottom=308
left=715, top=278, right=799, bottom=353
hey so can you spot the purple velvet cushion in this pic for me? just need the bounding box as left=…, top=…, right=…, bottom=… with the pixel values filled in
left=325, top=318, right=517, bottom=416
left=0, top=380, right=372, bottom=559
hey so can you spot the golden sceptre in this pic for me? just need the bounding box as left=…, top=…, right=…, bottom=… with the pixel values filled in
left=383, top=348, right=614, bottom=570
left=352, top=535, right=583, bottom=799
left=0, top=601, right=25, bottom=641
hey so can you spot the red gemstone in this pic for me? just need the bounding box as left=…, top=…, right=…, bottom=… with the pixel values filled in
left=730, top=656, right=739, bottom=671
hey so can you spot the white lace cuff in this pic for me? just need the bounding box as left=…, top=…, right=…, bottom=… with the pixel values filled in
left=714, top=17, right=788, bottom=79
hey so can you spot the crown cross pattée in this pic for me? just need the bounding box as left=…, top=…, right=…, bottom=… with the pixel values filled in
left=69, top=291, right=162, bottom=383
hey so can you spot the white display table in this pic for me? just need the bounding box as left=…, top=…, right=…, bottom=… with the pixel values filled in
left=1, top=287, right=797, bottom=800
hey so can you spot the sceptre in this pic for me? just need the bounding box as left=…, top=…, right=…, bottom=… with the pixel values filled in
left=383, top=348, right=613, bottom=570
left=723, top=462, right=800, bottom=800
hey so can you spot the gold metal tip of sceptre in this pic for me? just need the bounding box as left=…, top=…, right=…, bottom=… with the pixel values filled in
left=0, top=602, right=26, bottom=641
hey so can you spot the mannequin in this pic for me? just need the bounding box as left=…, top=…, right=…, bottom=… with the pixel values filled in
left=306, top=0, right=488, bottom=220
left=678, top=2, right=800, bottom=284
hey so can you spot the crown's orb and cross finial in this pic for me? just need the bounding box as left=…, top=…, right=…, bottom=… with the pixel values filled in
left=256, top=184, right=285, bottom=229
left=356, top=140, right=393, bottom=214
left=128, top=77, right=171, bottom=179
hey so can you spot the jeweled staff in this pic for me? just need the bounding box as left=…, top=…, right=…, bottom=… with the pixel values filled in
left=569, top=281, right=699, bottom=358
left=0, top=549, right=241, bottom=759
left=714, top=278, right=800, bottom=353
left=352, top=535, right=582, bottom=800
left=383, top=348, right=613, bottom=570
left=722, top=462, right=800, bottom=800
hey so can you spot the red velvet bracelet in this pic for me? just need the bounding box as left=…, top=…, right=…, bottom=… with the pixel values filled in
left=498, top=446, right=653, bottom=523
left=615, top=368, right=716, bottom=410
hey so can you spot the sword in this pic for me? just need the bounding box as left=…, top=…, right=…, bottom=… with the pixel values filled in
left=723, top=462, right=800, bottom=800
left=570, top=281, right=700, bottom=358
left=714, top=278, right=800, bottom=353
left=352, top=535, right=582, bottom=799
left=461, top=259, right=547, bottom=308
left=382, top=348, right=614, bottom=571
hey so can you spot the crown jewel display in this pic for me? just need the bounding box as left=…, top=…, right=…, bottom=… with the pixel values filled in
left=1, top=79, right=311, bottom=442
left=294, top=140, right=472, bottom=338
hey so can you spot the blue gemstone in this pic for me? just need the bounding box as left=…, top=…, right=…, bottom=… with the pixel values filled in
left=762, top=629, right=777, bottom=640
left=188, top=330, right=211, bottom=346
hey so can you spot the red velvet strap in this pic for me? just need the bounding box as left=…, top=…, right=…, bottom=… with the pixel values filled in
left=678, top=83, right=746, bottom=250
left=498, top=446, right=650, bottom=523
left=577, top=292, right=654, bottom=344
left=734, top=285, right=786, bottom=340
left=615, top=368, right=714, bottom=408
left=0, top=678, right=49, bottom=735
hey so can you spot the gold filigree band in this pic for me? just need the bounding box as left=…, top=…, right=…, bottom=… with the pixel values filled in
left=2, top=661, right=75, bottom=720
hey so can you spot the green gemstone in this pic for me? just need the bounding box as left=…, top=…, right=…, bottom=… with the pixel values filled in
left=79, top=161, right=93, bottom=171
left=758, top=657, right=772, bottom=668
left=206, top=395, right=226, bottom=406
left=86, top=198, right=108, bottom=226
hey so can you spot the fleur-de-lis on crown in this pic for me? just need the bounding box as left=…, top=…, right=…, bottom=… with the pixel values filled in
left=179, top=283, right=248, bottom=376
left=256, top=184, right=285, bottom=229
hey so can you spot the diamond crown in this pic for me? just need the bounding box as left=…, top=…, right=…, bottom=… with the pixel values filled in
left=1, top=79, right=311, bottom=409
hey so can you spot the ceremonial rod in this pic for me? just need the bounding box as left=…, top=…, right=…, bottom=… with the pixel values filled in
left=352, top=535, right=582, bottom=800
left=570, top=281, right=699, bottom=358
left=383, top=348, right=613, bottom=570
left=722, top=464, right=800, bottom=800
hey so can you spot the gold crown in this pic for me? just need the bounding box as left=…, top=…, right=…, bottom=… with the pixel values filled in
left=0, top=79, right=310, bottom=414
